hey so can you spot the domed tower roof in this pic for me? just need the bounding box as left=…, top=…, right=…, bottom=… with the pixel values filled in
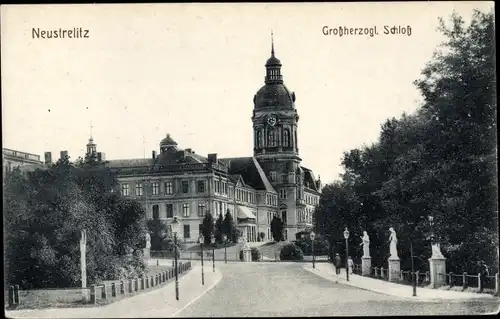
left=159, top=133, right=178, bottom=152
left=253, top=32, right=296, bottom=110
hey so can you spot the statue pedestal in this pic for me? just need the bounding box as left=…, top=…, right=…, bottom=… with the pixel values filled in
left=429, top=257, right=446, bottom=288
left=242, top=243, right=252, bottom=262
left=361, top=257, right=371, bottom=276
left=143, top=248, right=150, bottom=260
left=388, top=257, right=400, bottom=282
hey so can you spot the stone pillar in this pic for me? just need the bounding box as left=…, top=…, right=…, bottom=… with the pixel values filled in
left=361, top=257, right=371, bottom=276
left=388, top=257, right=401, bottom=282
left=102, top=284, right=107, bottom=299
left=429, top=256, right=447, bottom=288
left=143, top=248, right=151, bottom=260
left=111, top=283, right=117, bottom=297
left=242, top=243, right=252, bottom=262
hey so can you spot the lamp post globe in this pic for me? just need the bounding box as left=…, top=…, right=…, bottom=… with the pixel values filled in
left=343, top=227, right=349, bottom=281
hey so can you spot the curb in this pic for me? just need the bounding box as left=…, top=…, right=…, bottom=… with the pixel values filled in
left=302, top=265, right=497, bottom=303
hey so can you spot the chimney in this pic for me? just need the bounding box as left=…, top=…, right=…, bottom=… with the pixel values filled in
left=97, top=152, right=106, bottom=162
left=60, top=150, right=68, bottom=160
left=186, top=148, right=192, bottom=153
left=208, top=153, right=218, bottom=163
left=44, top=152, right=52, bottom=165
left=152, top=150, right=157, bottom=159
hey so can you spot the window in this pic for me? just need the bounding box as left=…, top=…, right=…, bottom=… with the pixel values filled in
left=121, top=184, right=129, bottom=196
left=184, top=225, right=190, bottom=239
left=279, top=189, right=287, bottom=199
left=152, top=182, right=159, bottom=195
left=270, top=171, right=276, bottom=182
left=152, top=205, right=159, bottom=219
left=283, top=129, right=290, bottom=147
left=183, top=203, right=190, bottom=217
left=165, top=181, right=173, bottom=194
left=166, top=204, right=173, bottom=218
left=197, top=180, right=205, bottom=193
left=182, top=181, right=189, bottom=193
left=197, top=203, right=205, bottom=217
left=136, top=183, right=143, bottom=196
left=281, top=210, right=287, bottom=223
left=267, top=130, right=276, bottom=147
left=256, top=130, right=262, bottom=148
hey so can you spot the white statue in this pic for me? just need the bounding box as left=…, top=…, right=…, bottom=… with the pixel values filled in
left=145, top=233, right=151, bottom=249
left=359, top=231, right=370, bottom=258
left=431, top=243, right=444, bottom=258
left=388, top=227, right=398, bottom=258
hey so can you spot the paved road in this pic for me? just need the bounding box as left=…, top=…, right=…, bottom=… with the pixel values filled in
left=176, top=262, right=499, bottom=317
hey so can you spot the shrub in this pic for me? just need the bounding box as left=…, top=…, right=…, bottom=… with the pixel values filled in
left=239, top=247, right=261, bottom=261
left=279, top=243, right=304, bottom=261
left=295, top=238, right=330, bottom=255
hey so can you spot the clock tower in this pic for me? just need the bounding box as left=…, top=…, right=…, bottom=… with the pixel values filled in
left=251, top=33, right=305, bottom=238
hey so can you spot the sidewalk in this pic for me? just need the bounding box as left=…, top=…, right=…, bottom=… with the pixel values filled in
left=6, top=262, right=222, bottom=318
left=304, top=263, right=497, bottom=302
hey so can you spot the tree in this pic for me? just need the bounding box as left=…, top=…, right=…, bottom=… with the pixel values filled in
left=270, top=216, right=284, bottom=242
left=222, top=209, right=237, bottom=243
left=201, top=213, right=214, bottom=245
left=214, top=213, right=224, bottom=244
left=147, top=219, right=171, bottom=251
left=4, top=156, right=147, bottom=288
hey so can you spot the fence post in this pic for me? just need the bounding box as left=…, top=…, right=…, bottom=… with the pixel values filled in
left=13, top=285, right=19, bottom=305
left=463, top=272, right=467, bottom=290
left=495, top=273, right=499, bottom=295
left=111, top=283, right=116, bottom=297
left=120, top=280, right=124, bottom=294
left=449, top=272, right=453, bottom=287
left=90, top=285, right=96, bottom=304
left=478, top=273, right=482, bottom=292
left=416, top=271, right=419, bottom=286
left=8, top=286, right=14, bottom=307
left=102, top=284, right=107, bottom=299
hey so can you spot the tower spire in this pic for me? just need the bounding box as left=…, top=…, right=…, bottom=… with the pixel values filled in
left=271, top=30, right=275, bottom=56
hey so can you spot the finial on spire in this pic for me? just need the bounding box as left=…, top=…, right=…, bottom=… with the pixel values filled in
left=271, top=30, right=275, bottom=56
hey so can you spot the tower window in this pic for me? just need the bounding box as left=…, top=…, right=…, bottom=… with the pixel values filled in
left=279, top=189, right=287, bottom=199
left=283, top=129, right=290, bottom=147
left=268, top=130, right=276, bottom=147
left=256, top=130, right=262, bottom=148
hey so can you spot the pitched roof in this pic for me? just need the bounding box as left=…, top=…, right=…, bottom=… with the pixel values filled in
left=301, top=166, right=319, bottom=191
left=220, top=157, right=275, bottom=193
left=107, top=158, right=153, bottom=168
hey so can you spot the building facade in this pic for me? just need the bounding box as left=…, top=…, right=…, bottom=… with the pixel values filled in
left=101, top=40, right=322, bottom=243
left=3, top=148, right=44, bottom=176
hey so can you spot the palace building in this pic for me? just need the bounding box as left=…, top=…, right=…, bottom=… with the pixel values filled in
left=15, top=38, right=322, bottom=244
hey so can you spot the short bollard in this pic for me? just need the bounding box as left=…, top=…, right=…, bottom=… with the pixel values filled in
left=111, top=283, right=117, bottom=297
left=90, top=285, right=96, bottom=304
left=102, top=284, right=108, bottom=299
left=14, top=285, right=20, bottom=305
left=141, top=277, right=145, bottom=290
left=120, top=281, right=124, bottom=294
left=8, top=286, right=14, bottom=307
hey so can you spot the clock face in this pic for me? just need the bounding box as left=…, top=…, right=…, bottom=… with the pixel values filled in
left=267, top=117, right=277, bottom=126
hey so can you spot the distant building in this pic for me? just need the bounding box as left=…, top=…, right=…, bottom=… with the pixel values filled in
left=2, top=148, right=43, bottom=175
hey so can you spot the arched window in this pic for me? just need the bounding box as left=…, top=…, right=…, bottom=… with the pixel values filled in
left=283, top=129, right=290, bottom=147
left=268, top=130, right=276, bottom=147
left=256, top=130, right=262, bottom=148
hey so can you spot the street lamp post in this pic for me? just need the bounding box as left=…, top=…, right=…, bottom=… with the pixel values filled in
left=411, top=241, right=416, bottom=297
left=211, top=235, right=216, bottom=272
left=343, top=227, right=350, bottom=282
left=199, top=236, right=205, bottom=286
left=170, top=220, right=180, bottom=301
left=310, top=231, right=316, bottom=269
left=223, top=234, right=228, bottom=264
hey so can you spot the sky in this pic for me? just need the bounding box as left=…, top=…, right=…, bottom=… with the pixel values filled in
left=1, top=2, right=494, bottom=184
